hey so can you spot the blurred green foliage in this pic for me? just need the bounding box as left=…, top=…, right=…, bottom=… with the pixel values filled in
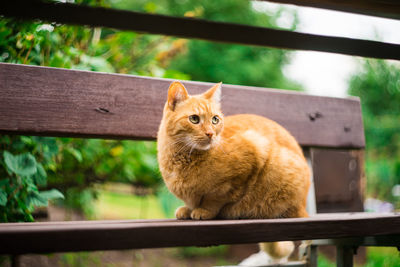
left=1, top=1, right=399, bottom=264
left=113, top=0, right=302, bottom=89
left=364, top=247, right=400, bottom=267
left=157, top=185, right=184, bottom=218
left=95, top=189, right=166, bottom=219
left=317, top=247, right=400, bottom=267
left=0, top=136, right=64, bottom=222
left=50, top=139, right=160, bottom=188
left=349, top=60, right=400, bottom=208
left=0, top=0, right=300, bottom=221
left=0, top=3, right=168, bottom=219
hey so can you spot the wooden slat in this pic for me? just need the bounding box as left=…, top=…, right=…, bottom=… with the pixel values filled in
left=0, top=63, right=365, bottom=148
left=0, top=213, right=399, bottom=254
left=312, top=149, right=364, bottom=213
left=1, top=0, right=400, bottom=60
left=314, top=235, right=400, bottom=247
left=263, top=0, right=400, bottom=20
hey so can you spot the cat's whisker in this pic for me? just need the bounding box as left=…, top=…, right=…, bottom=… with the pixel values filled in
left=175, top=140, right=194, bottom=155
left=168, top=137, right=196, bottom=155
left=172, top=142, right=187, bottom=151
left=175, top=143, right=188, bottom=154
left=168, top=138, right=186, bottom=147
left=215, top=138, right=227, bottom=155
left=188, top=141, right=196, bottom=158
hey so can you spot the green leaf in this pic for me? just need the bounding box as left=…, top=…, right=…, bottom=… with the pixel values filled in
left=39, top=189, right=64, bottom=201
left=76, top=55, right=115, bottom=73
left=26, top=178, right=38, bottom=193
left=32, top=137, right=58, bottom=158
left=20, top=136, right=33, bottom=145
left=3, top=151, right=37, bottom=176
left=66, top=147, right=83, bottom=162
left=33, top=163, right=47, bottom=186
left=45, top=138, right=58, bottom=155
left=17, top=198, right=33, bottom=213
left=27, top=192, right=48, bottom=207
left=0, top=190, right=7, bottom=206
left=0, top=178, right=9, bottom=187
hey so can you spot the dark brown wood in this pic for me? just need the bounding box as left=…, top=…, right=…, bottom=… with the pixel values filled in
left=0, top=213, right=399, bottom=254
left=314, top=235, right=400, bottom=247
left=312, top=149, right=365, bottom=212
left=337, top=246, right=354, bottom=267
left=0, top=63, right=365, bottom=148
left=11, top=255, right=20, bottom=267
left=1, top=0, right=400, bottom=60
left=262, top=0, right=400, bottom=20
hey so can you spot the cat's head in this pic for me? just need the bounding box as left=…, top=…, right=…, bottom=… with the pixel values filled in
left=162, top=81, right=224, bottom=151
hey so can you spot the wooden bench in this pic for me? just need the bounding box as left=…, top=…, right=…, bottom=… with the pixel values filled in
left=1, top=62, right=400, bottom=266
left=1, top=1, right=400, bottom=266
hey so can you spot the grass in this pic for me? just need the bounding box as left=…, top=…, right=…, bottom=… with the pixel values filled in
left=94, top=189, right=166, bottom=220
left=60, top=252, right=102, bottom=267
left=318, top=247, right=400, bottom=267
left=365, top=247, right=400, bottom=267
left=317, top=256, right=335, bottom=267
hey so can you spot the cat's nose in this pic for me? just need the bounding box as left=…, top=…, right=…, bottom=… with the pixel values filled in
left=205, top=132, right=213, bottom=139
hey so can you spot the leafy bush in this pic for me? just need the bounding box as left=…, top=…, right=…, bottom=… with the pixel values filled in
left=349, top=60, right=400, bottom=208
left=0, top=9, right=168, bottom=219
left=0, top=136, right=64, bottom=222
left=48, top=139, right=160, bottom=189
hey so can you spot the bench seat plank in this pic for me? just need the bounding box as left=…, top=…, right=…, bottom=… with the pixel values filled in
left=0, top=63, right=365, bottom=148
left=0, top=213, right=398, bottom=254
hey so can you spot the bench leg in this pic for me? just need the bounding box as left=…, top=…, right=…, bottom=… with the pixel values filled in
left=308, top=245, right=318, bottom=267
left=336, top=246, right=353, bottom=267
left=11, top=255, right=20, bottom=267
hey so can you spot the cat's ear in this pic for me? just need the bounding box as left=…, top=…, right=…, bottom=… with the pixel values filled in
left=203, top=82, right=222, bottom=103
left=167, top=81, right=189, bottom=111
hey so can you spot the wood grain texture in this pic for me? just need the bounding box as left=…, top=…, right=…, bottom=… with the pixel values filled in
left=0, top=63, right=365, bottom=148
left=311, top=149, right=364, bottom=213
left=1, top=0, right=400, bottom=60
left=263, top=0, right=400, bottom=20
left=0, top=213, right=399, bottom=254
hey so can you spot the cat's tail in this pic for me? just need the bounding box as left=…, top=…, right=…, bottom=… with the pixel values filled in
left=259, top=241, right=294, bottom=261
left=238, top=241, right=294, bottom=266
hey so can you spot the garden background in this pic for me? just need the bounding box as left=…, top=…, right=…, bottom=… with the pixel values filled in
left=1, top=0, right=399, bottom=266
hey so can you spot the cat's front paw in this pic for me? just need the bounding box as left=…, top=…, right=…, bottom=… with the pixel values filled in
left=175, top=206, right=192, bottom=219
left=191, top=208, right=216, bottom=220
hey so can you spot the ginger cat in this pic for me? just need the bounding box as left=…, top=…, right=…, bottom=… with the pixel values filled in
left=157, top=81, right=310, bottom=262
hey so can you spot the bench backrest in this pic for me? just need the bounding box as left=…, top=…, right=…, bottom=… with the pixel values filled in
left=0, top=62, right=365, bottom=213
left=0, top=63, right=364, bottom=147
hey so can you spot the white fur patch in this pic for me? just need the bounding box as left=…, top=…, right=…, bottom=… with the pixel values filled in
left=242, top=130, right=269, bottom=158
left=213, top=83, right=221, bottom=103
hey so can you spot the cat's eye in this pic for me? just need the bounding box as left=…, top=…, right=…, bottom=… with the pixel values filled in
left=212, top=115, right=220, bottom=125
left=189, top=115, right=200, bottom=124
